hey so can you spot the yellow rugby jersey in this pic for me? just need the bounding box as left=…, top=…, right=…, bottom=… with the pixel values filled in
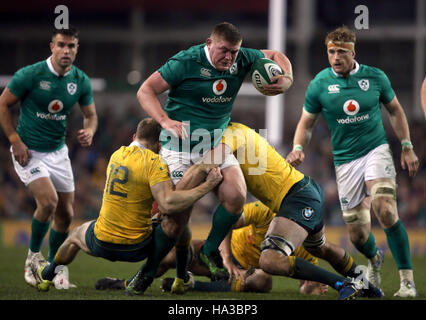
left=94, top=143, right=170, bottom=244
left=222, top=122, right=304, bottom=212
left=231, top=201, right=318, bottom=269
left=231, top=201, right=274, bottom=269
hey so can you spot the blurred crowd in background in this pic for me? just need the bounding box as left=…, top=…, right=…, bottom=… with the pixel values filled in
left=0, top=98, right=424, bottom=228
left=0, top=0, right=425, bottom=228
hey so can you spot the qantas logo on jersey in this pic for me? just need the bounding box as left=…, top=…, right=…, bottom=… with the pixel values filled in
left=336, top=99, right=369, bottom=124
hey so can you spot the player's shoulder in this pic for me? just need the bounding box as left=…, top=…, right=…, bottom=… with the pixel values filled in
left=171, top=44, right=204, bottom=63
left=358, top=64, right=388, bottom=78
left=15, top=60, right=47, bottom=77
left=70, top=64, right=91, bottom=81
left=306, top=67, right=334, bottom=91
left=227, top=122, right=250, bottom=131
left=312, top=67, right=333, bottom=83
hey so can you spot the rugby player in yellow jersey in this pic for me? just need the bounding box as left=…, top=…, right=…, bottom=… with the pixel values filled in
left=95, top=200, right=328, bottom=295
left=30, top=118, right=223, bottom=295
left=216, top=122, right=384, bottom=299
left=96, top=122, right=383, bottom=299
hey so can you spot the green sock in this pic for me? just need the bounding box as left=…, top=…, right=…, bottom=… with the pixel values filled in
left=141, top=225, right=177, bottom=279
left=352, top=232, right=378, bottom=259
left=194, top=280, right=231, bottom=292
left=331, top=251, right=360, bottom=278
left=384, top=220, right=412, bottom=270
left=42, top=260, right=59, bottom=281
left=291, top=257, right=347, bottom=291
left=175, top=246, right=190, bottom=281
left=48, top=229, right=68, bottom=263
left=29, top=217, right=50, bottom=252
left=202, top=205, right=241, bottom=255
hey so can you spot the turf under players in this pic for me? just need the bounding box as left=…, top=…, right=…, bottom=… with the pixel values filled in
left=286, top=26, right=419, bottom=297
left=0, top=26, right=98, bottom=288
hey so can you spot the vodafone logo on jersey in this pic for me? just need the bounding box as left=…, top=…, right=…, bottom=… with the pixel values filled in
left=337, top=99, right=369, bottom=124
left=48, top=100, right=64, bottom=113
left=343, top=99, right=360, bottom=116
left=213, top=79, right=227, bottom=95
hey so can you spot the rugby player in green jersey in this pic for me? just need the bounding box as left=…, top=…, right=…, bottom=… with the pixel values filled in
left=287, top=26, right=419, bottom=297
left=0, top=26, right=98, bottom=289
left=136, top=22, right=293, bottom=286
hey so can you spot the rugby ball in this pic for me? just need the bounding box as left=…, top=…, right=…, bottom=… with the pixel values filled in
left=250, top=58, right=283, bottom=95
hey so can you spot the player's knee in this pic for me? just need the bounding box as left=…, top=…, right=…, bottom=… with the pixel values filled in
left=370, top=181, right=398, bottom=227
left=220, top=190, right=246, bottom=214
left=259, top=250, right=291, bottom=276
left=260, top=235, right=295, bottom=276
left=342, top=208, right=371, bottom=225
left=37, top=194, right=59, bottom=216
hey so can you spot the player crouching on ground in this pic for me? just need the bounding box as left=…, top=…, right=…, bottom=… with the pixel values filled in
left=30, top=118, right=222, bottom=295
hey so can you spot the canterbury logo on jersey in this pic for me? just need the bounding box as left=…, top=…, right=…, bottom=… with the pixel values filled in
left=171, top=171, right=184, bottom=178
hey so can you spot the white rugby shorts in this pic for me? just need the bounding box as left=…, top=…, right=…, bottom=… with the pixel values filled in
left=160, top=147, right=239, bottom=185
left=11, top=144, right=75, bottom=192
left=335, top=143, right=396, bottom=211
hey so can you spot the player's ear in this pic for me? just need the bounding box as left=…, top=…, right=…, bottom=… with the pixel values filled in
left=206, top=37, right=212, bottom=48
left=50, top=41, right=55, bottom=52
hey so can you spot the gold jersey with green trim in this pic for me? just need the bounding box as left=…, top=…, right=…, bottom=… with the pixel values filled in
left=94, top=143, right=170, bottom=245
left=231, top=201, right=318, bottom=269
left=304, top=62, right=395, bottom=165
left=222, top=122, right=304, bottom=212
left=7, top=57, right=94, bottom=152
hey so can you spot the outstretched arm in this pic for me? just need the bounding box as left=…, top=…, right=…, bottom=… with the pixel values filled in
left=384, top=96, right=419, bottom=177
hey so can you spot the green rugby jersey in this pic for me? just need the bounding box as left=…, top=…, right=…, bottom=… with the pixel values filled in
left=158, top=44, right=264, bottom=152
left=8, top=57, right=94, bottom=152
left=304, top=62, right=395, bottom=166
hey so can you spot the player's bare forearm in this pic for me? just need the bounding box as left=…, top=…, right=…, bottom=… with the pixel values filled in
left=137, top=71, right=171, bottom=126
left=385, top=97, right=411, bottom=142
left=175, top=164, right=209, bottom=191
left=159, top=168, right=222, bottom=214
left=0, top=88, right=21, bottom=144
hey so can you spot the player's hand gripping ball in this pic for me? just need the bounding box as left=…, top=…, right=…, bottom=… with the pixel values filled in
left=250, top=58, right=284, bottom=96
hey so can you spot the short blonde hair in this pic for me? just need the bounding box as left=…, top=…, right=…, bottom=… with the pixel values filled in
left=135, top=118, right=161, bottom=143
left=325, top=26, right=356, bottom=46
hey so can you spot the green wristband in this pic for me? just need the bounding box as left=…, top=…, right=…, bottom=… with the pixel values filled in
left=293, top=145, right=303, bottom=152
left=401, top=140, right=413, bottom=150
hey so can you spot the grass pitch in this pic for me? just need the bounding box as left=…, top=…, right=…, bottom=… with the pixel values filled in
left=1, top=244, right=425, bottom=301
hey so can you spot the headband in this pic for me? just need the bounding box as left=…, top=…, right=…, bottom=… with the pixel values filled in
left=327, top=40, right=355, bottom=52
